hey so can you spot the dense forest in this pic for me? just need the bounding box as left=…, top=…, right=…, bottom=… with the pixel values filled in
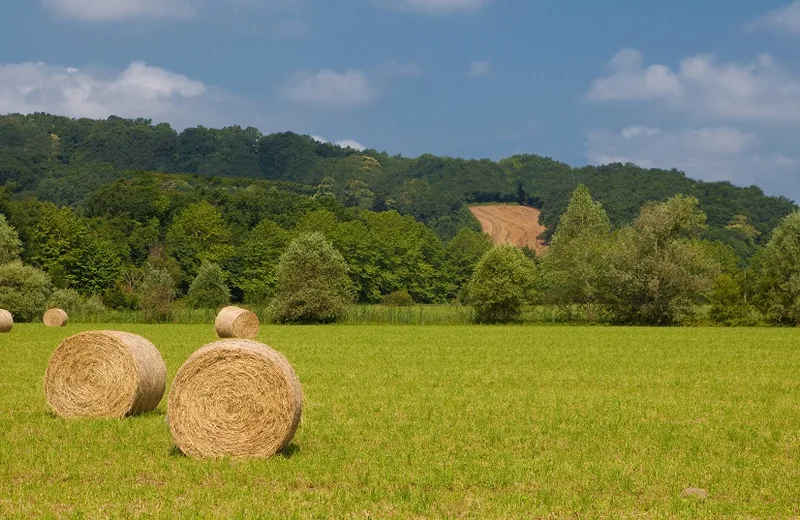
left=1, top=113, right=798, bottom=325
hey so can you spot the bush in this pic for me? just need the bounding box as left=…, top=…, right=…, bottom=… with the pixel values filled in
left=187, top=262, right=230, bottom=309
left=381, top=290, right=415, bottom=307
left=137, top=264, right=176, bottom=323
left=0, top=261, right=53, bottom=321
left=47, top=288, right=107, bottom=321
left=270, top=232, right=354, bottom=324
left=468, top=245, right=539, bottom=324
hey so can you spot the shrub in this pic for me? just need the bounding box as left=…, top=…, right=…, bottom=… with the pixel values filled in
left=0, top=261, right=53, bottom=321
left=137, top=264, right=176, bottom=323
left=468, top=245, right=539, bottom=324
left=187, top=262, right=230, bottom=309
left=381, top=290, right=415, bottom=307
left=270, top=232, right=354, bottom=324
left=47, top=288, right=107, bottom=321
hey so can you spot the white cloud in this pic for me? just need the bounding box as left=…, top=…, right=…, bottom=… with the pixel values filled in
left=281, top=69, right=380, bottom=109
left=588, top=49, right=800, bottom=122
left=46, top=0, right=194, bottom=21
left=621, top=126, right=661, bottom=139
left=380, top=0, right=488, bottom=15
left=334, top=139, right=366, bottom=151
left=746, top=1, right=800, bottom=35
left=44, top=0, right=299, bottom=22
left=587, top=48, right=684, bottom=102
left=469, top=60, right=491, bottom=78
left=584, top=126, right=800, bottom=199
left=0, top=60, right=264, bottom=129
left=309, top=135, right=366, bottom=151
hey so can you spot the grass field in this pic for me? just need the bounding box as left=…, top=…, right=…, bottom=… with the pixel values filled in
left=1, top=325, right=799, bottom=518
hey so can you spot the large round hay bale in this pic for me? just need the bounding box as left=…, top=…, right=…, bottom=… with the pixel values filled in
left=0, top=309, right=12, bottom=333
left=168, top=339, right=303, bottom=459
left=214, top=306, right=259, bottom=339
left=44, top=331, right=167, bottom=418
left=43, top=308, right=68, bottom=327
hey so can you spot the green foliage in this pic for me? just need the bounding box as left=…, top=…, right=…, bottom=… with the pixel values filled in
left=753, top=211, right=800, bottom=324
left=166, top=200, right=233, bottom=282
left=227, top=219, right=291, bottom=304
left=468, top=245, right=539, bottom=323
left=605, top=196, right=721, bottom=325
left=46, top=288, right=107, bottom=320
left=444, top=228, right=494, bottom=300
left=186, top=262, right=230, bottom=309
left=0, top=261, right=52, bottom=321
left=541, top=185, right=611, bottom=321
left=342, top=179, right=375, bottom=209
left=709, top=274, right=761, bottom=326
left=359, top=211, right=448, bottom=304
left=136, top=264, right=176, bottom=322
left=381, top=290, right=415, bottom=307
left=270, top=232, right=353, bottom=324
left=0, top=213, right=22, bottom=264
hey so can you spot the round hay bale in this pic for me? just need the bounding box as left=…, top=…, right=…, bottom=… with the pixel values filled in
left=43, top=308, right=68, bottom=327
left=44, top=331, right=167, bottom=418
left=214, top=306, right=259, bottom=339
left=168, top=339, right=302, bottom=459
left=0, top=309, right=12, bottom=333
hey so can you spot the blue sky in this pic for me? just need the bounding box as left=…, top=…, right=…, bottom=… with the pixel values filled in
left=1, top=1, right=800, bottom=201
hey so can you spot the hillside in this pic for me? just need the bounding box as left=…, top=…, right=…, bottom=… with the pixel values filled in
left=469, top=205, right=548, bottom=255
left=0, top=113, right=796, bottom=261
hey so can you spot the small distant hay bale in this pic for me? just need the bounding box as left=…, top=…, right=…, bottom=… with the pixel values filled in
left=43, top=308, right=68, bottom=327
left=0, top=309, right=12, bottom=333
left=214, top=306, right=259, bottom=339
left=44, top=331, right=167, bottom=418
left=168, top=339, right=303, bottom=459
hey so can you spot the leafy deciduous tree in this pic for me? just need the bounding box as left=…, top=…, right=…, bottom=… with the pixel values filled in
left=270, top=232, right=353, bottom=324
left=468, top=245, right=539, bottom=324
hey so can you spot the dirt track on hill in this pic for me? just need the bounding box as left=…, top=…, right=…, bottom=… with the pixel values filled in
left=469, top=205, right=548, bottom=255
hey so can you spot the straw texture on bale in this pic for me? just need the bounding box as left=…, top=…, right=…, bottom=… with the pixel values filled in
left=0, top=309, right=12, bottom=333
left=168, top=339, right=303, bottom=459
left=44, top=331, right=167, bottom=418
left=214, top=306, right=259, bottom=339
left=43, top=308, right=68, bottom=327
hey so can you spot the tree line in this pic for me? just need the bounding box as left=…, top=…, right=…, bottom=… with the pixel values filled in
left=1, top=113, right=794, bottom=259
left=2, top=176, right=800, bottom=326
left=470, top=185, right=800, bottom=326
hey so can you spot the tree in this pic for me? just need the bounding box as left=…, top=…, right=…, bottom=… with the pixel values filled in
left=0, top=261, right=52, bottom=321
left=753, top=211, right=800, bottom=324
left=270, top=232, right=353, bottom=324
left=187, top=262, right=230, bottom=309
left=444, top=229, right=494, bottom=300
left=227, top=220, right=291, bottom=304
left=137, top=264, right=176, bottom=322
left=468, top=245, right=539, bottom=324
left=166, top=201, right=233, bottom=283
left=342, top=179, right=375, bottom=210
left=709, top=274, right=760, bottom=326
left=0, top=213, right=22, bottom=264
left=605, top=196, right=720, bottom=325
left=541, top=185, right=611, bottom=321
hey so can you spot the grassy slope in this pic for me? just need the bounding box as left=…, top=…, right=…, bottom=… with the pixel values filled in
left=1, top=325, right=799, bottom=518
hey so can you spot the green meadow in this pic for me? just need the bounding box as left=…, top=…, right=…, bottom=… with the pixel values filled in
left=1, top=325, right=799, bottom=519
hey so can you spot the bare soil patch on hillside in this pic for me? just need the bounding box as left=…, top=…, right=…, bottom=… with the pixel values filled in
left=469, top=205, right=548, bottom=255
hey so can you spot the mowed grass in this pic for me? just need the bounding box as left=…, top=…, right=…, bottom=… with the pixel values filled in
left=1, top=325, right=800, bottom=519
